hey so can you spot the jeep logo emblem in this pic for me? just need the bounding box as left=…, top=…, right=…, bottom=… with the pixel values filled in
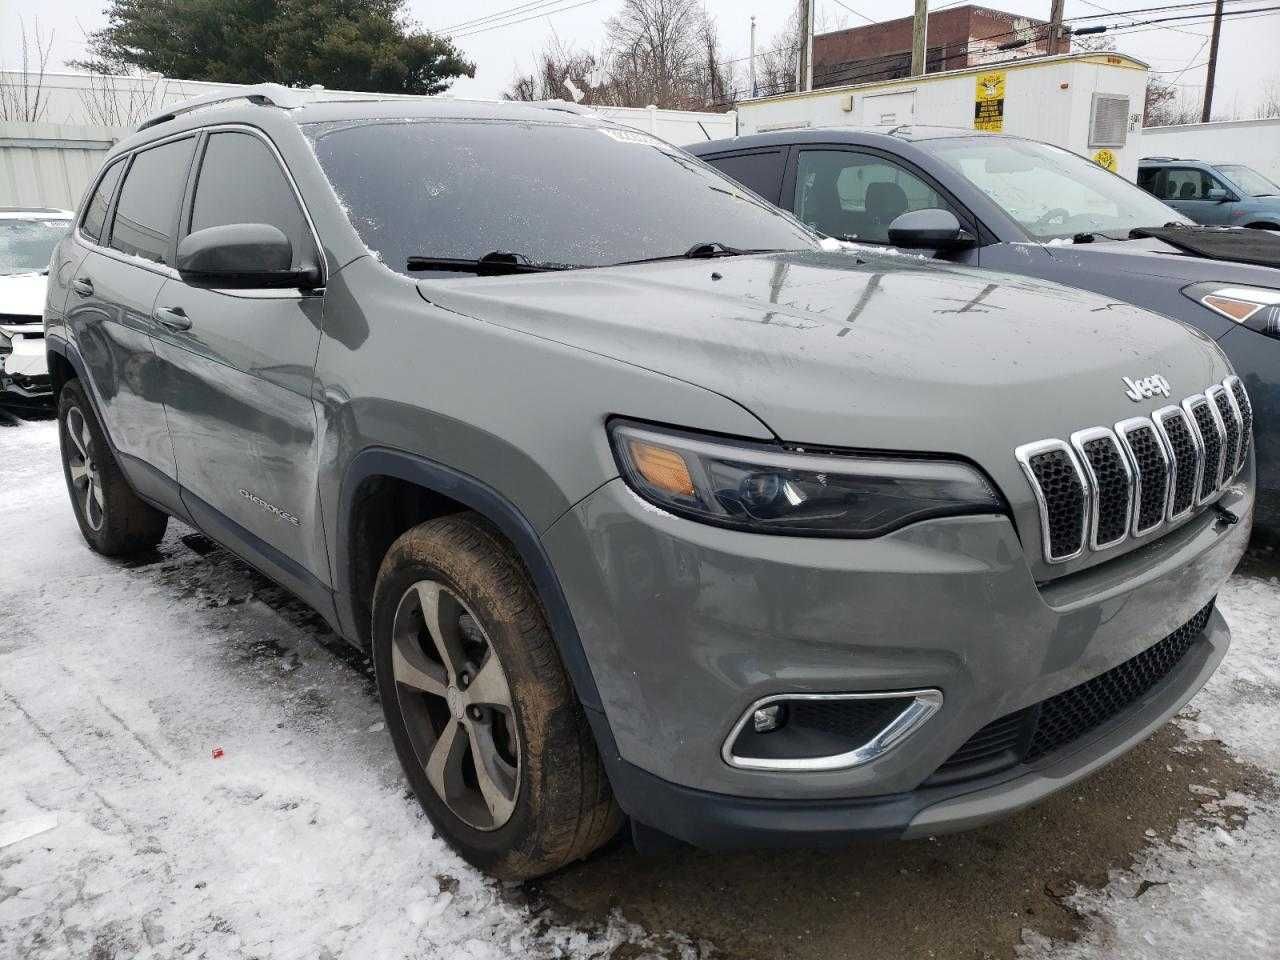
left=1122, top=374, right=1171, bottom=403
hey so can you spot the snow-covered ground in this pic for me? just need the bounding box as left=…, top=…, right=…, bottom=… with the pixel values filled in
left=0, top=419, right=693, bottom=960
left=1, top=414, right=1278, bottom=959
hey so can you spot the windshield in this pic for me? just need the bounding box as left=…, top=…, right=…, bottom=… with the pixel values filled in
left=0, top=218, right=71, bottom=276
left=923, top=137, right=1191, bottom=240
left=303, top=118, right=818, bottom=275
left=1216, top=164, right=1280, bottom=197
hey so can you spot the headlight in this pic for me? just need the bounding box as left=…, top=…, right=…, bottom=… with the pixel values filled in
left=609, top=420, right=1005, bottom=537
left=1184, top=282, right=1280, bottom=338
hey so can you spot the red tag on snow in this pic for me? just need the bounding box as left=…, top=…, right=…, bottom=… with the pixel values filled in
left=211, top=747, right=224, bottom=759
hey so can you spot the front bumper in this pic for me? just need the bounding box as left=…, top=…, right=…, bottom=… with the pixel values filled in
left=590, top=607, right=1228, bottom=848
left=544, top=466, right=1251, bottom=843
left=0, top=334, right=52, bottom=408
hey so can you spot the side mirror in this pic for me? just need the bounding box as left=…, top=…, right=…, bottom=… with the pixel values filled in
left=886, top=208, right=976, bottom=250
left=1206, top=187, right=1234, bottom=203
left=177, top=223, right=321, bottom=289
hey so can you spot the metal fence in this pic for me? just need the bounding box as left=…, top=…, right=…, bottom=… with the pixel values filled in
left=0, top=122, right=127, bottom=210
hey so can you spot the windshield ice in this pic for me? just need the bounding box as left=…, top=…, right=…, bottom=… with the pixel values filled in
left=923, top=137, right=1192, bottom=241
left=303, top=118, right=818, bottom=276
left=0, top=218, right=71, bottom=276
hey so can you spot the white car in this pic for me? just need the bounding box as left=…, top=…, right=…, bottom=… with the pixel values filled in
left=1, top=207, right=73, bottom=407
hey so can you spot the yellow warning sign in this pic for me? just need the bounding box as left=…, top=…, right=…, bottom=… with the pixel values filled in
left=1093, top=148, right=1118, bottom=172
left=974, top=71, right=1005, bottom=132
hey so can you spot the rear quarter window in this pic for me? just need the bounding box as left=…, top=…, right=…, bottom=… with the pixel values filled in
left=80, top=158, right=125, bottom=244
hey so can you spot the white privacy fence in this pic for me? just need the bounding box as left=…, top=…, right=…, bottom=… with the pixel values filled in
left=0, top=122, right=128, bottom=210
left=0, top=69, right=737, bottom=209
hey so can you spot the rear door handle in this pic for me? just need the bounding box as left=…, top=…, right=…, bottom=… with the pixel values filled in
left=72, top=277, right=93, bottom=297
left=153, top=306, right=192, bottom=331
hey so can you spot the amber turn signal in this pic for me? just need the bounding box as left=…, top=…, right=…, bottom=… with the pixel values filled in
left=627, top=439, right=696, bottom=497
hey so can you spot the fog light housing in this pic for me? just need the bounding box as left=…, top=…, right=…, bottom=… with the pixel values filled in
left=752, top=704, right=785, bottom=733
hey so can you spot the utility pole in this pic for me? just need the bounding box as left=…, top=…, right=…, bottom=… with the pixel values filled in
left=911, top=0, right=928, bottom=77
left=750, top=15, right=757, bottom=97
left=1047, top=0, right=1065, bottom=55
left=796, top=0, right=814, bottom=92
left=1201, top=0, right=1224, bottom=122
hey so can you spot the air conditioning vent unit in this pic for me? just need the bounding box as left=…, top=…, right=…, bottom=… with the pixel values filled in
left=1089, top=93, right=1129, bottom=148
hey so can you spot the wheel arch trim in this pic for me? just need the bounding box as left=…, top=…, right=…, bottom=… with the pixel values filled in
left=336, top=446, right=606, bottom=713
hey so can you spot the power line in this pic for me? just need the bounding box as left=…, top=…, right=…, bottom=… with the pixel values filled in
left=448, top=0, right=605, bottom=40
left=705, top=4, right=1279, bottom=108
left=826, top=0, right=877, bottom=27
left=439, top=0, right=573, bottom=35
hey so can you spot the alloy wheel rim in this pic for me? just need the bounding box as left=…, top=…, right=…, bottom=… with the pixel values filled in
left=391, top=580, right=521, bottom=831
left=65, top=407, right=105, bottom=532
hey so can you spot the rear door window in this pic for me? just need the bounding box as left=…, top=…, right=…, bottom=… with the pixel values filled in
left=108, top=136, right=197, bottom=265
left=704, top=150, right=787, bottom=204
left=187, top=132, right=316, bottom=269
left=1160, top=167, right=1223, bottom=201
left=794, top=149, right=952, bottom=243
left=80, top=158, right=125, bottom=244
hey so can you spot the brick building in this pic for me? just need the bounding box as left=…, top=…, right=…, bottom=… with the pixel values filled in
left=813, top=5, right=1063, bottom=89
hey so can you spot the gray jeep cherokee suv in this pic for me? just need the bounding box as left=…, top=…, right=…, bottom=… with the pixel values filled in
left=46, top=87, right=1254, bottom=879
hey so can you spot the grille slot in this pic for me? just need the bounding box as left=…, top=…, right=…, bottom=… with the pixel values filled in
left=1185, top=395, right=1225, bottom=503
left=1227, top=376, right=1253, bottom=469
left=1016, top=441, right=1088, bottom=563
left=1071, top=428, right=1131, bottom=550
left=1152, top=407, right=1200, bottom=521
left=1116, top=419, right=1170, bottom=536
left=1209, top=386, right=1241, bottom=482
left=933, top=601, right=1215, bottom=783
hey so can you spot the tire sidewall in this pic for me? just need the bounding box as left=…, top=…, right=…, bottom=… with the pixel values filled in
left=372, top=542, right=548, bottom=871
left=57, top=379, right=110, bottom=550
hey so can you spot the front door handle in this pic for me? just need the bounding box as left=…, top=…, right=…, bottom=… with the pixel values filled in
left=72, top=277, right=93, bottom=297
left=153, top=306, right=192, bottom=331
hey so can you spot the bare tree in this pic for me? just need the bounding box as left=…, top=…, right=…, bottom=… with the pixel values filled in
left=0, top=17, right=55, bottom=122
left=504, top=38, right=604, bottom=104
left=78, top=72, right=180, bottom=127
left=1258, top=77, right=1280, bottom=119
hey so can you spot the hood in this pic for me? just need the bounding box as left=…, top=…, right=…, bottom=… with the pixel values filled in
left=0, top=272, right=48, bottom=322
left=418, top=250, right=1234, bottom=577
left=419, top=249, right=1230, bottom=448
left=1040, top=236, right=1280, bottom=286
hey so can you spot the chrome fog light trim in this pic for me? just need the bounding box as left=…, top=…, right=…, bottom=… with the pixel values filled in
left=721, top=690, right=944, bottom=772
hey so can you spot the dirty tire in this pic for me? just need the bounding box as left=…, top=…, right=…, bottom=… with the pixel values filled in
left=57, top=378, right=168, bottom=556
left=372, top=513, right=622, bottom=880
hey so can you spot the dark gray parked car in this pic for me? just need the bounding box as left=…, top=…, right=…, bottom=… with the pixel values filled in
left=688, top=127, right=1280, bottom=533
left=46, top=88, right=1252, bottom=878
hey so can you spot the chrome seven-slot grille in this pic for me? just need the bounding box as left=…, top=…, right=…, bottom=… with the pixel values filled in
left=1016, top=377, right=1252, bottom=564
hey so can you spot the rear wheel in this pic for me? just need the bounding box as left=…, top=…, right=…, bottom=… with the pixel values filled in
left=57, top=378, right=168, bottom=556
left=372, top=513, right=621, bottom=879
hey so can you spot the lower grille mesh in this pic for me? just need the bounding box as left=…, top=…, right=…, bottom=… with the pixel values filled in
left=932, top=600, right=1215, bottom=783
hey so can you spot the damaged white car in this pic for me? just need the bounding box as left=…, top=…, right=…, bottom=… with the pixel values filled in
left=1, top=207, right=73, bottom=409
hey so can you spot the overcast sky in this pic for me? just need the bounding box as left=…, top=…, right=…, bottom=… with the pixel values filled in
left=3, top=1, right=1277, bottom=117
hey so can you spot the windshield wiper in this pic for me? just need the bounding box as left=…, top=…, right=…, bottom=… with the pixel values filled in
left=612, top=242, right=789, bottom=267
left=406, top=250, right=579, bottom=275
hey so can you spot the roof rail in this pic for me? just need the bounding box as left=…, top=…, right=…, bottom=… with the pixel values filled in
left=137, top=83, right=311, bottom=132
left=531, top=99, right=599, bottom=117
left=1139, top=156, right=1182, bottom=161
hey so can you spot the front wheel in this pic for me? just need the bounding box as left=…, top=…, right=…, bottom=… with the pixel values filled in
left=372, top=513, right=622, bottom=879
left=57, top=378, right=168, bottom=556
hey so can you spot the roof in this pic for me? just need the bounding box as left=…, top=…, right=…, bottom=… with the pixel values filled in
left=134, top=82, right=607, bottom=134
left=684, top=124, right=996, bottom=154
